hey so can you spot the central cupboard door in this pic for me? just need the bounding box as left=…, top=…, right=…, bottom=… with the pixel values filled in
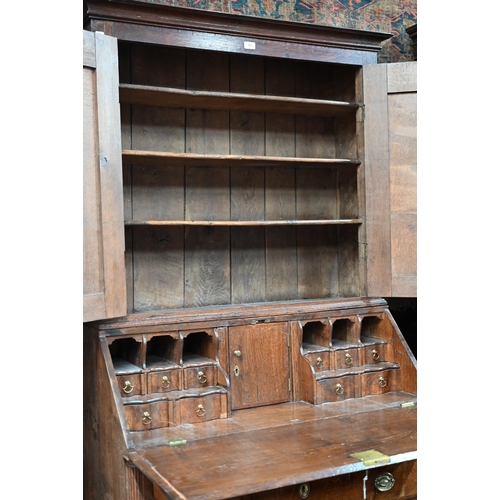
left=229, top=323, right=290, bottom=410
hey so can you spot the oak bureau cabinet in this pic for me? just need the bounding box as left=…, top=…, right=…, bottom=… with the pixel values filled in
left=83, top=2, right=417, bottom=499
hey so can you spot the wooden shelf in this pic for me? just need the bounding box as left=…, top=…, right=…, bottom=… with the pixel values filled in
left=122, top=150, right=360, bottom=168
left=119, top=84, right=360, bottom=116
left=125, top=219, right=362, bottom=226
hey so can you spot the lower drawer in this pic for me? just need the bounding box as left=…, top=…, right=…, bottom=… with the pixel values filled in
left=153, top=460, right=417, bottom=500
left=124, top=400, right=173, bottom=431
left=183, top=364, right=218, bottom=389
left=316, top=375, right=357, bottom=404
left=174, top=392, right=227, bottom=425
left=361, top=368, right=397, bottom=396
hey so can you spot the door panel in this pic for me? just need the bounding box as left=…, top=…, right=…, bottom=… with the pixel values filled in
left=83, top=30, right=126, bottom=321
left=363, top=61, right=417, bottom=298
left=229, top=323, right=290, bottom=410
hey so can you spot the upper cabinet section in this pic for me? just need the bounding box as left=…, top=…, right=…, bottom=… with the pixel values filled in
left=83, top=1, right=407, bottom=317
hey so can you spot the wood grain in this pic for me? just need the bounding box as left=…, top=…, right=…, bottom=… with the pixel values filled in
left=119, top=83, right=358, bottom=116
left=230, top=54, right=266, bottom=303
left=387, top=64, right=417, bottom=297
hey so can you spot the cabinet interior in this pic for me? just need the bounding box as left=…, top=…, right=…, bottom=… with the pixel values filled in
left=118, top=42, right=364, bottom=313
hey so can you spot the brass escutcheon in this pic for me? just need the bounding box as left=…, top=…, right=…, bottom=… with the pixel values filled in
left=142, top=412, right=152, bottom=425
left=345, top=353, right=353, bottom=365
left=161, top=375, right=170, bottom=389
left=374, top=472, right=395, bottom=492
left=335, top=383, right=344, bottom=395
left=122, top=380, right=134, bottom=394
left=372, top=349, right=380, bottom=361
left=316, top=357, right=323, bottom=368
left=197, top=371, right=207, bottom=384
left=378, top=376, right=387, bottom=388
left=196, top=404, right=206, bottom=417
left=234, top=366, right=240, bottom=377
left=298, top=483, right=310, bottom=498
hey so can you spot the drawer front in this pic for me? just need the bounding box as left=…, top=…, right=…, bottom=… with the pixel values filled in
left=317, top=375, right=357, bottom=403
left=116, top=373, right=144, bottom=398
left=332, top=348, right=360, bottom=370
left=124, top=401, right=172, bottom=431
left=361, top=369, right=396, bottom=396
left=362, top=343, right=387, bottom=365
left=148, top=368, right=182, bottom=394
left=183, top=365, right=217, bottom=389
left=174, top=393, right=225, bottom=425
left=305, top=351, right=330, bottom=372
left=225, top=460, right=417, bottom=500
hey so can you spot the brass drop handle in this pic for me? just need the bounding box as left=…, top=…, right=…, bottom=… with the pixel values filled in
left=122, top=380, right=134, bottom=394
left=161, top=375, right=170, bottom=389
left=372, top=349, right=380, bottom=361
left=142, top=412, right=152, bottom=425
left=197, top=371, right=207, bottom=384
left=374, top=472, right=395, bottom=491
left=335, top=383, right=344, bottom=395
left=345, top=353, right=353, bottom=365
left=196, top=404, right=206, bottom=417
left=316, top=357, right=323, bottom=369
left=378, top=376, right=387, bottom=388
left=298, top=483, right=310, bottom=498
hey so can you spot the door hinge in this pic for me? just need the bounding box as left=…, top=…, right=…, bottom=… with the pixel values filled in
left=289, top=377, right=292, bottom=392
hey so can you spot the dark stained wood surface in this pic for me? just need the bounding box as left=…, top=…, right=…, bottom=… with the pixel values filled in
left=132, top=399, right=416, bottom=500
left=228, top=323, right=290, bottom=410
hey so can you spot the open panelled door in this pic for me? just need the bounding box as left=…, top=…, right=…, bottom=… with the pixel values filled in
left=83, top=30, right=126, bottom=322
left=363, top=61, right=417, bottom=298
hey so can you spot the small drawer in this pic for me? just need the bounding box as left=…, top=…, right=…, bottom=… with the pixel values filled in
left=124, top=401, right=172, bottom=431
left=304, top=351, right=330, bottom=372
left=332, top=348, right=360, bottom=370
left=183, top=364, right=218, bottom=389
left=361, top=342, right=387, bottom=365
left=317, top=375, right=357, bottom=404
left=361, top=369, right=396, bottom=396
left=174, top=393, right=226, bottom=425
left=147, top=368, right=182, bottom=394
left=116, top=373, right=144, bottom=398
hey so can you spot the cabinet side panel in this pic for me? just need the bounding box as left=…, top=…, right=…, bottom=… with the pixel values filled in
left=84, top=326, right=130, bottom=499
